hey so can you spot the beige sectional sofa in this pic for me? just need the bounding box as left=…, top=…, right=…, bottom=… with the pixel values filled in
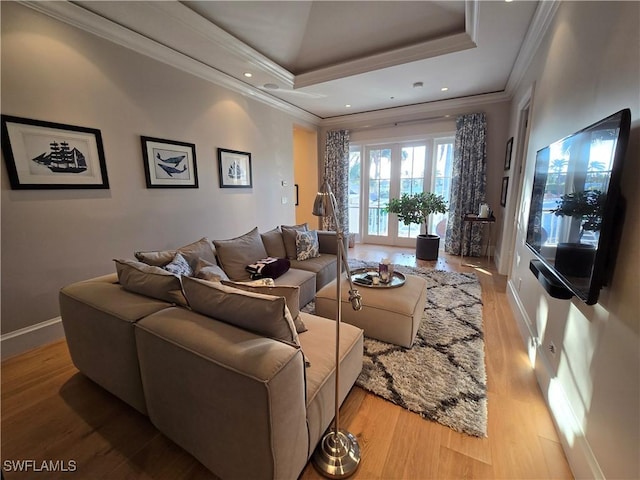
left=59, top=226, right=363, bottom=479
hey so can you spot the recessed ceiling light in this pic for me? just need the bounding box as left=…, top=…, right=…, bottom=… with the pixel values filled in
left=390, top=96, right=395, bottom=100
left=441, top=87, right=449, bottom=92
left=243, top=72, right=253, bottom=78
left=345, top=104, right=352, bottom=108
left=264, top=83, right=279, bottom=90
left=413, top=82, right=424, bottom=89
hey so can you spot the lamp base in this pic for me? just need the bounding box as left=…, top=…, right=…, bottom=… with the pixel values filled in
left=311, top=429, right=360, bottom=479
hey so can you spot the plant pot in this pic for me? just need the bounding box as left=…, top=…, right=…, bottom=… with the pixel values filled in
left=416, top=234, right=440, bottom=261
left=555, top=242, right=596, bottom=278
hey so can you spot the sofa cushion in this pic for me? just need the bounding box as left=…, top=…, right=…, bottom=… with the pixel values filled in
left=164, top=253, right=193, bottom=276
left=261, top=227, right=287, bottom=258
left=181, top=276, right=299, bottom=345
left=222, top=281, right=307, bottom=333
left=290, top=254, right=338, bottom=291
left=281, top=223, right=308, bottom=260
left=114, top=259, right=187, bottom=306
left=273, top=268, right=316, bottom=307
left=193, top=258, right=229, bottom=282
left=213, top=227, right=268, bottom=281
left=296, top=230, right=320, bottom=261
left=135, top=237, right=217, bottom=270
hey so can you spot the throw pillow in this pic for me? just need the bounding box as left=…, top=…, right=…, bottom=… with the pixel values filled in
left=222, top=281, right=307, bottom=333
left=213, top=227, right=268, bottom=281
left=114, top=258, right=187, bottom=306
left=260, top=227, right=287, bottom=258
left=135, top=237, right=217, bottom=270
left=281, top=223, right=308, bottom=260
left=194, top=258, right=229, bottom=282
left=245, top=257, right=290, bottom=280
left=182, top=276, right=300, bottom=345
left=164, top=252, right=193, bottom=276
left=295, top=230, right=320, bottom=261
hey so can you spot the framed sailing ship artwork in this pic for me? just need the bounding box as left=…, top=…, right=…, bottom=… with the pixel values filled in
left=141, top=136, right=198, bottom=188
left=1, top=115, right=109, bottom=189
left=218, top=148, right=252, bottom=188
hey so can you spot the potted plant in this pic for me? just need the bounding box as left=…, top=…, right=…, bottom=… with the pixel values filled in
left=385, top=192, right=448, bottom=260
left=550, top=189, right=604, bottom=277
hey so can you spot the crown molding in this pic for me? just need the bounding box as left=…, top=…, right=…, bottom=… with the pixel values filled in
left=20, top=1, right=319, bottom=125
left=150, top=2, right=294, bottom=89
left=505, top=0, right=560, bottom=96
left=295, top=31, right=476, bottom=89
left=320, top=91, right=510, bottom=130
left=295, top=1, right=478, bottom=89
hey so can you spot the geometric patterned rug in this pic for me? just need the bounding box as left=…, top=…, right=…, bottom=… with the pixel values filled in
left=332, top=260, right=487, bottom=437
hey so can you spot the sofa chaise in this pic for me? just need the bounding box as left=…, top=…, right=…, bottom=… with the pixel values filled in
left=59, top=226, right=363, bottom=480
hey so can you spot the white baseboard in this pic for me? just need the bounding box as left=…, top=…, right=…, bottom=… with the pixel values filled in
left=1, top=317, right=65, bottom=360
left=506, top=281, right=603, bottom=479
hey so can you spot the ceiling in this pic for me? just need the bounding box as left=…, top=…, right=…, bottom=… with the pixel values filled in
left=36, top=1, right=543, bottom=121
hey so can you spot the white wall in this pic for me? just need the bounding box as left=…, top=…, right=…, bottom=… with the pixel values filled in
left=1, top=4, right=312, bottom=336
left=507, top=2, right=639, bottom=478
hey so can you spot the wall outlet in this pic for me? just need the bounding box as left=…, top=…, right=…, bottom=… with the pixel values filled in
left=281, top=196, right=288, bottom=204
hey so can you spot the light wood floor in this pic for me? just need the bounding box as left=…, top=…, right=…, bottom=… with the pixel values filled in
left=1, top=245, right=573, bottom=480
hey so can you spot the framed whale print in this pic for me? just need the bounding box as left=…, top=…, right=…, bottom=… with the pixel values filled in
left=1, top=115, right=109, bottom=189
left=218, top=148, right=252, bottom=188
left=141, top=136, right=198, bottom=188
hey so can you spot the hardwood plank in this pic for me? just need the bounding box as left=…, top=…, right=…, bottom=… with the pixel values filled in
left=1, top=246, right=573, bottom=479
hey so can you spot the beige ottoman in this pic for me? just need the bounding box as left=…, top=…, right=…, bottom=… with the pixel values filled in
left=315, top=274, right=427, bottom=348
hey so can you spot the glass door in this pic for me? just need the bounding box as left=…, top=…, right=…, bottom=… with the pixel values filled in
left=361, top=139, right=453, bottom=247
left=363, top=143, right=427, bottom=245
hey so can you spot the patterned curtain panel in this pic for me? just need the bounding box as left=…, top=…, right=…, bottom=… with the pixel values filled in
left=323, top=130, right=350, bottom=233
left=445, top=113, right=487, bottom=256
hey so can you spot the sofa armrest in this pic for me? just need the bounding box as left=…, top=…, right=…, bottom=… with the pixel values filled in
left=316, top=230, right=348, bottom=256
left=135, top=308, right=309, bottom=480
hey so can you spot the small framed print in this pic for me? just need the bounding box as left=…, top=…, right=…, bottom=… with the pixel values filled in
left=141, top=136, right=198, bottom=188
left=500, top=176, right=509, bottom=207
left=1, top=115, right=109, bottom=189
left=218, top=148, right=252, bottom=188
left=504, top=137, right=513, bottom=170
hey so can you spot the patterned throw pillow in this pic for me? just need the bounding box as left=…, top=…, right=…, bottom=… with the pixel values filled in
left=164, top=252, right=193, bottom=276
left=295, top=230, right=320, bottom=261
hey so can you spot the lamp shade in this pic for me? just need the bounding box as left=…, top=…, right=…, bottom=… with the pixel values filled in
left=312, top=180, right=332, bottom=217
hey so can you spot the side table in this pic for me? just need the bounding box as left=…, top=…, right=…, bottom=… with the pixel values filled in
left=462, top=213, right=496, bottom=261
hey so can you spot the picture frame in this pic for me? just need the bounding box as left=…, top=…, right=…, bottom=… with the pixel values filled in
left=141, top=136, right=198, bottom=188
left=504, top=137, right=513, bottom=170
left=500, top=176, right=509, bottom=207
left=1, top=115, right=109, bottom=190
left=218, top=148, right=252, bottom=188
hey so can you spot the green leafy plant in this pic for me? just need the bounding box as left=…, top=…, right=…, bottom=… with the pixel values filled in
left=551, top=189, right=605, bottom=241
left=385, top=192, right=448, bottom=236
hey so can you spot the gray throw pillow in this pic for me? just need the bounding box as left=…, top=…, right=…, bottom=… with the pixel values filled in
left=135, top=237, right=217, bottom=270
left=114, top=258, right=187, bottom=306
left=281, top=223, right=308, bottom=260
left=213, top=227, right=268, bottom=281
left=194, top=258, right=229, bottom=282
left=222, top=281, right=307, bottom=333
left=260, top=227, right=287, bottom=258
left=182, top=276, right=300, bottom=345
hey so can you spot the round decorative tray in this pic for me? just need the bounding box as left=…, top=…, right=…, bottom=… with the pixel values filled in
left=350, top=267, right=406, bottom=289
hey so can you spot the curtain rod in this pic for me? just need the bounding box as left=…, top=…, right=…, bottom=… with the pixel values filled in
left=348, top=114, right=453, bottom=132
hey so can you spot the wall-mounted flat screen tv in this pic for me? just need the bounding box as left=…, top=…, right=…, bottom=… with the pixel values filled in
left=525, top=108, right=631, bottom=305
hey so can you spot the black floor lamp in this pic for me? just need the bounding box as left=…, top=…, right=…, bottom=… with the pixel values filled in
left=311, top=179, right=363, bottom=478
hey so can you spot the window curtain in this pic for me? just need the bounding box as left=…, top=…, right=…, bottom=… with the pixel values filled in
left=445, top=113, right=487, bottom=256
left=323, top=130, right=350, bottom=233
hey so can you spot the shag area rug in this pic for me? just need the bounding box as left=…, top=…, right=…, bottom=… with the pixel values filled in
left=306, top=260, right=488, bottom=437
